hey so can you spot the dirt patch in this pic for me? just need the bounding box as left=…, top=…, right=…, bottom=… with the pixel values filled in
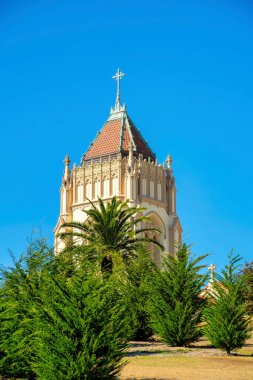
left=120, top=337, right=253, bottom=380
left=121, top=356, right=253, bottom=380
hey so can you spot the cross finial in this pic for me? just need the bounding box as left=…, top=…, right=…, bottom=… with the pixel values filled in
left=208, top=263, right=216, bottom=283
left=112, top=68, right=125, bottom=110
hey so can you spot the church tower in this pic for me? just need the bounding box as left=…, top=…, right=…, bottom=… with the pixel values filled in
left=54, top=69, right=182, bottom=263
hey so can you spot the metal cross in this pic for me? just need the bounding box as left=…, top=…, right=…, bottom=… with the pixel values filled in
left=112, top=68, right=125, bottom=107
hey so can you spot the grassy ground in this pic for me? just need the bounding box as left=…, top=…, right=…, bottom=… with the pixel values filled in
left=120, top=336, right=253, bottom=380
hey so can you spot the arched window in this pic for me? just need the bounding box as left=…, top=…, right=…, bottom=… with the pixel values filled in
left=144, top=212, right=166, bottom=268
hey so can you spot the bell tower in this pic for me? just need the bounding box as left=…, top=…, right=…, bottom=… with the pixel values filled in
left=54, top=70, right=182, bottom=259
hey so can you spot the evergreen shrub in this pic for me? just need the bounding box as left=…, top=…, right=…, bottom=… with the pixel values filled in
left=147, top=245, right=207, bottom=346
left=203, top=253, right=252, bottom=354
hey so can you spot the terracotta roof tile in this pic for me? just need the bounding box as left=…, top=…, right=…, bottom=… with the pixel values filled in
left=122, top=123, right=131, bottom=151
left=83, top=114, right=156, bottom=161
left=85, top=119, right=122, bottom=159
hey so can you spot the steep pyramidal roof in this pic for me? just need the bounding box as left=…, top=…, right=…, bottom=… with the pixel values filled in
left=82, top=69, right=156, bottom=162
left=83, top=111, right=155, bottom=161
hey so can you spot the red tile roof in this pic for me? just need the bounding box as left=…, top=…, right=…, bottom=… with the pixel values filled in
left=84, top=119, right=122, bottom=159
left=83, top=113, right=155, bottom=161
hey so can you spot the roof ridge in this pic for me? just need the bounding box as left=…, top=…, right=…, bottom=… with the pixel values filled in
left=125, top=116, right=136, bottom=151
left=119, top=117, right=125, bottom=153
left=127, top=115, right=156, bottom=159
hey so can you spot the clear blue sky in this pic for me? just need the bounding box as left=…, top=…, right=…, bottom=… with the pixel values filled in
left=0, top=0, right=253, bottom=271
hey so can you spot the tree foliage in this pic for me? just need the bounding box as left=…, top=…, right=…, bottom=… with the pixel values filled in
left=0, top=240, right=132, bottom=379
left=1, top=195, right=251, bottom=378
left=203, top=252, right=252, bottom=354
left=126, top=247, right=156, bottom=341
left=32, top=255, right=131, bottom=379
left=0, top=239, right=53, bottom=379
left=240, top=261, right=253, bottom=314
left=147, top=245, right=207, bottom=346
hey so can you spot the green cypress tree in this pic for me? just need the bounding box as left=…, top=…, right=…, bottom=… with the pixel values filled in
left=31, top=254, right=131, bottom=380
left=240, top=261, right=253, bottom=314
left=0, top=239, right=132, bottom=379
left=126, top=246, right=156, bottom=341
left=0, top=239, right=54, bottom=379
left=203, top=253, right=252, bottom=354
left=147, top=245, right=207, bottom=346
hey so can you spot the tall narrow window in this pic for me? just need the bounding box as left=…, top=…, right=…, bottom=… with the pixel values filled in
left=142, top=178, right=147, bottom=195
left=77, top=184, right=83, bottom=203
left=172, top=188, right=175, bottom=213
left=103, top=177, right=110, bottom=198
left=85, top=181, right=92, bottom=200
left=94, top=179, right=101, bottom=198
left=150, top=181, right=154, bottom=198
left=157, top=183, right=162, bottom=201
left=175, top=229, right=179, bottom=243
left=112, top=176, right=118, bottom=195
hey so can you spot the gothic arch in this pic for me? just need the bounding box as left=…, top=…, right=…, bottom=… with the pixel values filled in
left=144, top=211, right=165, bottom=267
left=144, top=211, right=166, bottom=239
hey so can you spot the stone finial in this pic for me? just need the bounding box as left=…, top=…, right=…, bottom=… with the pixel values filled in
left=166, top=155, right=173, bottom=170
left=64, top=155, right=71, bottom=166
left=64, top=155, right=71, bottom=180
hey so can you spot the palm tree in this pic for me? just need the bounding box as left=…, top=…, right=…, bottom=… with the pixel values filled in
left=57, top=196, right=163, bottom=267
